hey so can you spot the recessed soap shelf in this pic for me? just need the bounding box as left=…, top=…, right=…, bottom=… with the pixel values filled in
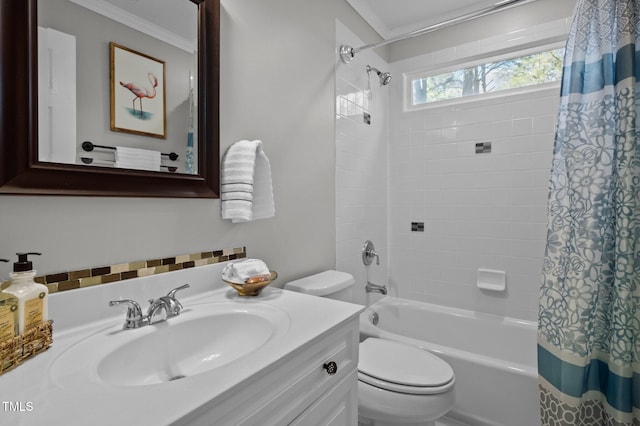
left=477, top=269, right=506, bottom=292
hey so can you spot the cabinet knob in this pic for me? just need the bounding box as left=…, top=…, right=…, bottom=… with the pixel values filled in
left=323, top=361, right=338, bottom=375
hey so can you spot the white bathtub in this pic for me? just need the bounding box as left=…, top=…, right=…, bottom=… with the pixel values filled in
left=359, top=297, right=539, bottom=426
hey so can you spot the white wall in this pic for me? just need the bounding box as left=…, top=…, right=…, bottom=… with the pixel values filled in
left=335, top=20, right=388, bottom=306
left=0, top=1, right=381, bottom=287
left=387, top=16, right=574, bottom=321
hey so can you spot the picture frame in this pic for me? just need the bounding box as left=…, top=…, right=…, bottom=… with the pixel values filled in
left=110, top=42, right=166, bottom=139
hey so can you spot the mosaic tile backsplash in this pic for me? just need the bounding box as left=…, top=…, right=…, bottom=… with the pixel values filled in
left=1, top=247, right=246, bottom=294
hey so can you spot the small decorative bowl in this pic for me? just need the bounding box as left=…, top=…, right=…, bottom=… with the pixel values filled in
left=223, top=271, right=278, bottom=296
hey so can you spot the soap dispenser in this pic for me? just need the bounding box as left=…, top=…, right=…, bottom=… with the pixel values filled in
left=0, top=258, right=19, bottom=343
left=3, top=253, right=48, bottom=334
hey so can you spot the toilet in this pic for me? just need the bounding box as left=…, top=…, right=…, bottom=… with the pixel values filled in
left=284, top=271, right=455, bottom=426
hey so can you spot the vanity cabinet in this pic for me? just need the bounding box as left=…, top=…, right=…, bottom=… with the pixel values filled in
left=0, top=263, right=364, bottom=426
left=181, top=315, right=360, bottom=426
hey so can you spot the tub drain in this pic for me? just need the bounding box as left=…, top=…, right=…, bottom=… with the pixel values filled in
left=169, top=375, right=186, bottom=381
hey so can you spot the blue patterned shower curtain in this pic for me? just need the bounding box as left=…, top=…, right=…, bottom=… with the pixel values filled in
left=538, top=0, right=640, bottom=425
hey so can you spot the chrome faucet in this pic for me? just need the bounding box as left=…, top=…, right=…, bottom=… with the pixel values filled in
left=365, top=281, right=387, bottom=295
left=110, top=284, right=190, bottom=330
left=108, top=299, right=145, bottom=329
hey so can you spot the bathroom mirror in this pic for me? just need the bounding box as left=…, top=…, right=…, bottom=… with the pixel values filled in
left=0, top=0, right=220, bottom=198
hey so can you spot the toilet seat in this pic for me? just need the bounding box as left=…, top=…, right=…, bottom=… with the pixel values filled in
left=358, top=338, right=454, bottom=395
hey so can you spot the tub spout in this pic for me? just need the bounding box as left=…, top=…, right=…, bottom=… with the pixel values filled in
left=365, top=281, right=387, bottom=295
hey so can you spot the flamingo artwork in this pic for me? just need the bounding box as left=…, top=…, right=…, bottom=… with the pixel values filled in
left=119, top=72, right=158, bottom=118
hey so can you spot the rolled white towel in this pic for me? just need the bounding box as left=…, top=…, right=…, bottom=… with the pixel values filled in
left=222, top=259, right=270, bottom=283
left=221, top=140, right=275, bottom=223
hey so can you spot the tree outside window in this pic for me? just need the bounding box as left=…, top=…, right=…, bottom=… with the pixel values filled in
left=412, top=48, right=564, bottom=106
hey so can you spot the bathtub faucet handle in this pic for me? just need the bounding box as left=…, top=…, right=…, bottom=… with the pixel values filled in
left=362, top=240, right=380, bottom=266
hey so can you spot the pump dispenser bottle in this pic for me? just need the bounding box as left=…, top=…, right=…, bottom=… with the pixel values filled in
left=3, top=253, right=48, bottom=334
left=0, top=258, right=19, bottom=344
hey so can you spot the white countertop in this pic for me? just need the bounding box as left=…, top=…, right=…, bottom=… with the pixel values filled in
left=0, top=263, right=363, bottom=425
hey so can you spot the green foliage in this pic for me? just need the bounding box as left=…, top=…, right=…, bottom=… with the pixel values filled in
left=412, top=48, right=565, bottom=105
left=497, top=49, right=564, bottom=89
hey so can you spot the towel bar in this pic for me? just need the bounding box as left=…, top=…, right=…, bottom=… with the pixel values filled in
left=80, top=157, right=177, bottom=173
left=81, top=141, right=179, bottom=161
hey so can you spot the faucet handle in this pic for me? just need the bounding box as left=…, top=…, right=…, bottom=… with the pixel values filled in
left=109, top=299, right=144, bottom=329
left=163, top=284, right=190, bottom=317
left=167, top=283, right=190, bottom=299
left=362, top=240, right=380, bottom=266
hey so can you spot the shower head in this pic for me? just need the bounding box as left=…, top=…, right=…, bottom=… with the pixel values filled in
left=366, top=65, right=392, bottom=86
left=380, top=72, right=392, bottom=86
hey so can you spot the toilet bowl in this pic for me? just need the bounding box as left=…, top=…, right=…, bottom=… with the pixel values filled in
left=284, top=271, right=455, bottom=425
left=358, top=338, right=454, bottom=425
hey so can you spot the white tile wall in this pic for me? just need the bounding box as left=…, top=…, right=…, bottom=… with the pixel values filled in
left=335, top=20, right=388, bottom=306
left=386, top=21, right=569, bottom=322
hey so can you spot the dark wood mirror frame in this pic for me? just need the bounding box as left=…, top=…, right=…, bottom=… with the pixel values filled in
left=0, top=0, right=220, bottom=198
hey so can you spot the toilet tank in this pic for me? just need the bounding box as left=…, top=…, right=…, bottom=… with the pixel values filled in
left=284, top=270, right=354, bottom=302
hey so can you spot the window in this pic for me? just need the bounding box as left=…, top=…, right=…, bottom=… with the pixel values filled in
left=409, top=46, right=564, bottom=107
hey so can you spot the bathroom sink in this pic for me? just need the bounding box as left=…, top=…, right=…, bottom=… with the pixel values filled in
left=50, top=302, right=291, bottom=388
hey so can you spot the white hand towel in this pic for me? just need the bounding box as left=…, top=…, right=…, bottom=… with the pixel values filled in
left=115, top=146, right=161, bottom=171
left=222, top=259, right=270, bottom=283
left=221, top=140, right=275, bottom=222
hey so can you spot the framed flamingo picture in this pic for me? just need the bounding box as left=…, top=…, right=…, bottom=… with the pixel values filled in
left=110, top=42, right=166, bottom=138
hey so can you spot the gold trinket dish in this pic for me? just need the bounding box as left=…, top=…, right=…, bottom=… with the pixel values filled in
left=223, top=271, right=278, bottom=296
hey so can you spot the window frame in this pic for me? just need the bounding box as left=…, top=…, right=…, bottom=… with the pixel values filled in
left=403, top=41, right=566, bottom=112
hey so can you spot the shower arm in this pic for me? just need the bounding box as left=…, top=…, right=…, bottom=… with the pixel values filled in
left=340, top=0, right=538, bottom=63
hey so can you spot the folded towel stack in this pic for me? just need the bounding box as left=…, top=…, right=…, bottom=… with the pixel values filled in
left=222, top=259, right=270, bottom=283
left=115, top=146, right=161, bottom=171
left=221, top=140, right=275, bottom=223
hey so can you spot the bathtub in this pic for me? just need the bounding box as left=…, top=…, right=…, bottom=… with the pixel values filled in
left=359, top=297, right=539, bottom=426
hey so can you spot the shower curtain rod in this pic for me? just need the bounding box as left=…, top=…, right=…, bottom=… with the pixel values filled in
left=340, top=0, right=538, bottom=63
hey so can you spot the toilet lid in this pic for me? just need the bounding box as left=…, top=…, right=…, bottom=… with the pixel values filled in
left=358, top=338, right=454, bottom=389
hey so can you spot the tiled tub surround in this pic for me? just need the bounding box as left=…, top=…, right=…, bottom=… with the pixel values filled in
left=0, top=247, right=246, bottom=294
left=335, top=20, right=389, bottom=306
left=387, top=19, right=571, bottom=322
left=388, top=88, right=558, bottom=321
left=0, top=260, right=363, bottom=425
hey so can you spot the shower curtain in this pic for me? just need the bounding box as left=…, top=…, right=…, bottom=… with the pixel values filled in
left=538, top=0, right=640, bottom=425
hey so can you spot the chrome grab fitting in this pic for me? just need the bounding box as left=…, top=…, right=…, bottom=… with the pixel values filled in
left=362, top=240, right=380, bottom=266
left=365, top=281, right=387, bottom=295
left=109, top=283, right=190, bottom=330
